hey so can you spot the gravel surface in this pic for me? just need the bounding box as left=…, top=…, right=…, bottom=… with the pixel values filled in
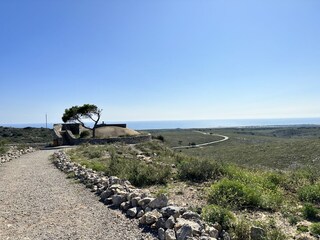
left=0, top=149, right=157, bottom=240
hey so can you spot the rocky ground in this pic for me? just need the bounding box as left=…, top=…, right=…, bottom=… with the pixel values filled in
left=0, top=149, right=156, bottom=240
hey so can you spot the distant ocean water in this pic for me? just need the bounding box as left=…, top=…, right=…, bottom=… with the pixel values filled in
left=1, top=118, right=320, bottom=130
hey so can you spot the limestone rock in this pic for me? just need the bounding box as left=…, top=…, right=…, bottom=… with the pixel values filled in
left=156, top=217, right=167, bottom=229
left=165, top=229, right=177, bottom=240
left=165, top=216, right=176, bottom=229
left=120, top=201, right=131, bottom=211
left=175, top=218, right=202, bottom=235
left=207, top=226, right=219, bottom=238
left=140, top=210, right=162, bottom=225
left=158, top=227, right=165, bottom=240
left=148, top=194, right=168, bottom=209
left=131, top=197, right=141, bottom=207
left=136, top=209, right=145, bottom=218
left=177, top=224, right=193, bottom=240
left=100, top=189, right=113, bottom=200
left=126, top=207, right=138, bottom=218
left=161, top=206, right=185, bottom=219
left=182, top=211, right=201, bottom=220
left=111, top=194, right=126, bottom=207
left=250, top=226, right=266, bottom=240
left=138, top=197, right=155, bottom=207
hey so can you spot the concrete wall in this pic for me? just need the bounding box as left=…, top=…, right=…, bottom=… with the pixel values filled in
left=62, top=123, right=81, bottom=135
left=63, top=129, right=151, bottom=145
left=53, top=123, right=150, bottom=146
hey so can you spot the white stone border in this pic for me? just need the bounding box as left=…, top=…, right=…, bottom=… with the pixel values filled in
left=52, top=150, right=230, bottom=240
left=0, top=146, right=35, bottom=164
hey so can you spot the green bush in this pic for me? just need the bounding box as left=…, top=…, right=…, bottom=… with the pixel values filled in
left=302, top=203, right=319, bottom=220
left=298, top=183, right=320, bottom=204
left=297, top=224, right=309, bottom=233
left=0, top=140, right=8, bottom=154
left=106, top=152, right=172, bottom=187
left=80, top=160, right=107, bottom=172
left=126, top=162, right=172, bottom=187
left=178, top=158, right=224, bottom=182
left=208, top=179, right=262, bottom=209
left=201, top=204, right=235, bottom=229
left=266, top=228, right=287, bottom=240
left=80, top=130, right=91, bottom=138
left=310, top=222, right=320, bottom=235
left=83, top=148, right=104, bottom=159
left=231, top=218, right=251, bottom=240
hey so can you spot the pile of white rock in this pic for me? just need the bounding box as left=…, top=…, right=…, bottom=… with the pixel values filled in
left=52, top=151, right=231, bottom=240
left=0, top=146, right=35, bottom=164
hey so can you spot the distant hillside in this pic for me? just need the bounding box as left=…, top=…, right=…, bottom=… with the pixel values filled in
left=0, top=126, right=53, bottom=144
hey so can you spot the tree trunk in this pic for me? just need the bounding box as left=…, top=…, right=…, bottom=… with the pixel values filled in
left=92, top=127, right=96, bottom=138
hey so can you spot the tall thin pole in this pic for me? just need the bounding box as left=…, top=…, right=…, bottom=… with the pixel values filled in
left=45, top=114, right=48, bottom=129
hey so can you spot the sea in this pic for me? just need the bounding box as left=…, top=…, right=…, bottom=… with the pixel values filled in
left=1, top=118, right=320, bottom=130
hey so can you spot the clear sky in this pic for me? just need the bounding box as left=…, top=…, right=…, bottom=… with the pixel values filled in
left=1, top=0, right=320, bottom=124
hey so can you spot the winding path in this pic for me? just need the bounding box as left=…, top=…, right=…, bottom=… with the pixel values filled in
left=0, top=149, right=156, bottom=240
left=172, top=131, right=229, bottom=149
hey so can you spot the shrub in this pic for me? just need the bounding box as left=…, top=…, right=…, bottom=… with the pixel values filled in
left=266, top=228, right=287, bottom=240
left=80, top=160, right=107, bottom=172
left=208, top=179, right=262, bottom=209
left=0, top=140, right=8, bottom=154
left=288, top=215, right=300, bottom=226
left=297, top=224, right=309, bottom=233
left=126, top=161, right=172, bottom=187
left=265, top=172, right=287, bottom=190
left=83, top=147, right=104, bottom=159
left=154, top=135, right=165, bottom=142
left=231, top=218, right=251, bottom=240
left=201, top=204, right=235, bottom=229
left=298, top=183, right=320, bottom=204
left=105, top=152, right=172, bottom=187
left=178, top=158, right=224, bottom=182
left=310, top=223, right=320, bottom=235
left=302, top=203, right=319, bottom=220
left=80, top=130, right=91, bottom=138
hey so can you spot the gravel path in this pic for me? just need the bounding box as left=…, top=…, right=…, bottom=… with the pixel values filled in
left=0, top=149, right=156, bottom=240
left=172, top=131, right=229, bottom=149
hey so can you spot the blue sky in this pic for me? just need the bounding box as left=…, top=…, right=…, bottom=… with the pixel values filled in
left=1, top=0, right=320, bottom=124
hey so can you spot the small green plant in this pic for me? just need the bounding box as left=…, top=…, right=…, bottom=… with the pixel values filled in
left=178, top=158, right=224, bottom=182
left=156, top=186, right=169, bottom=197
left=66, top=172, right=76, bottom=179
left=297, top=224, right=309, bottom=233
left=231, top=217, right=251, bottom=240
left=266, top=228, right=287, bottom=240
left=287, top=214, right=300, bottom=226
left=80, top=160, right=107, bottom=172
left=83, top=148, right=104, bottom=159
left=298, top=183, right=320, bottom=204
left=201, top=204, right=235, bottom=229
left=80, top=130, right=91, bottom=138
left=154, top=135, right=165, bottom=142
left=310, top=222, right=320, bottom=235
left=126, top=162, right=172, bottom=187
left=0, top=140, right=8, bottom=154
left=208, top=179, right=262, bottom=209
left=302, top=203, right=319, bottom=220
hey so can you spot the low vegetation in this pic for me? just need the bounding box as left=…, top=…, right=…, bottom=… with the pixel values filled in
left=0, top=140, right=8, bottom=154
left=0, top=126, right=52, bottom=144
left=66, top=126, right=320, bottom=239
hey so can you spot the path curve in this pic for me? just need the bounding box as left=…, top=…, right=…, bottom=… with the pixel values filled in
left=0, top=149, right=156, bottom=240
left=172, top=131, right=229, bottom=149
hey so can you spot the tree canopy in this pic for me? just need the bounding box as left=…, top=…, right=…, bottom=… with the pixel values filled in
left=62, top=104, right=102, bottom=137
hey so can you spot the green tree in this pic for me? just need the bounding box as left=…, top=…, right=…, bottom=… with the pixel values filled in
left=62, top=104, right=102, bottom=138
